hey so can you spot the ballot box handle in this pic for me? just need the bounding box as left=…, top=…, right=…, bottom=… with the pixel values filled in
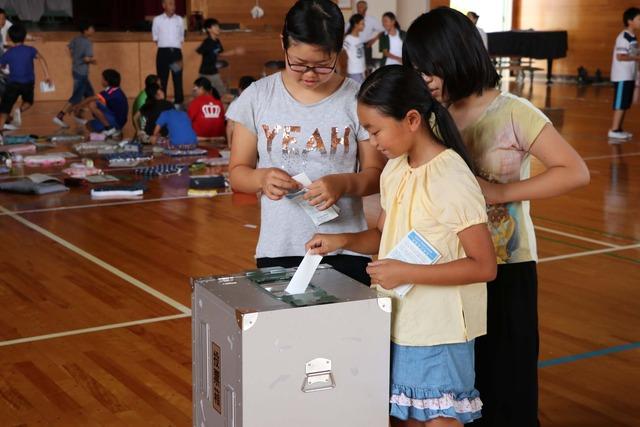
left=225, top=385, right=236, bottom=427
left=301, top=358, right=336, bottom=393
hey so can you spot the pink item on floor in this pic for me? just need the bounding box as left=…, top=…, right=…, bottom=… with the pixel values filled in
left=62, top=163, right=103, bottom=178
left=24, top=154, right=67, bottom=167
left=0, top=144, right=36, bottom=154
left=90, top=132, right=107, bottom=141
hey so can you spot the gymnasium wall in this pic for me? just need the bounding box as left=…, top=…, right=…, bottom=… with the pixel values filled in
left=515, top=0, right=639, bottom=77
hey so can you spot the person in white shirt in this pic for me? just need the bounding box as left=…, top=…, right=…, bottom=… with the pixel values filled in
left=608, top=7, right=640, bottom=140
left=467, top=12, right=488, bottom=50
left=343, top=14, right=366, bottom=84
left=355, top=1, right=384, bottom=70
left=379, top=12, right=405, bottom=66
left=0, top=8, right=39, bottom=55
left=152, top=0, right=185, bottom=106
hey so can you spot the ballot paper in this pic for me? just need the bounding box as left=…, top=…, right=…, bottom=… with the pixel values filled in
left=40, top=81, right=55, bottom=93
left=287, top=172, right=340, bottom=226
left=385, top=229, right=441, bottom=297
left=285, top=250, right=323, bottom=295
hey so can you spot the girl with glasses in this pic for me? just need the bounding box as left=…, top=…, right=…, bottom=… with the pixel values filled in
left=227, top=0, right=384, bottom=285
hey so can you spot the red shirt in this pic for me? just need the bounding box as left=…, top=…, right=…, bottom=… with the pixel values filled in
left=188, top=94, right=225, bottom=137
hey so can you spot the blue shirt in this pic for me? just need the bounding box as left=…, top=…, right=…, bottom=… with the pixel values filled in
left=0, top=45, right=37, bottom=84
left=156, top=109, right=197, bottom=146
left=98, top=87, right=128, bottom=129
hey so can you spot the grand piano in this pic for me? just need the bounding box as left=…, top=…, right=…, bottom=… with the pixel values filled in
left=487, top=30, right=568, bottom=83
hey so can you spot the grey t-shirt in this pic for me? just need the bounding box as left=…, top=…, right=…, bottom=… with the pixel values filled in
left=68, top=35, right=93, bottom=76
left=227, top=73, right=370, bottom=258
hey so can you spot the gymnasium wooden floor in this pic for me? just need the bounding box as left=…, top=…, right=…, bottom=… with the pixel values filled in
left=0, top=80, right=638, bottom=426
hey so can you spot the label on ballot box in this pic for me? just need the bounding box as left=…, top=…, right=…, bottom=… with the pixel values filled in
left=385, top=229, right=441, bottom=298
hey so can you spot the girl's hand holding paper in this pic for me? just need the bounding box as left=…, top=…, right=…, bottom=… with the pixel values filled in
left=367, top=259, right=411, bottom=290
left=305, top=233, right=347, bottom=255
left=260, top=168, right=301, bottom=200
left=304, top=174, right=345, bottom=210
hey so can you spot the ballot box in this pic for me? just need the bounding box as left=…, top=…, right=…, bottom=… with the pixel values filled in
left=192, top=265, right=391, bottom=427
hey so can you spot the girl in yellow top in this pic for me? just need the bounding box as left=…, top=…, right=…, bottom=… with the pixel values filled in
left=403, top=8, right=590, bottom=427
left=306, top=65, right=497, bottom=426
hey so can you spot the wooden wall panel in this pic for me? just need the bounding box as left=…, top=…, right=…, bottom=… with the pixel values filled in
left=189, top=0, right=295, bottom=30
left=430, top=0, right=450, bottom=9
left=516, top=0, right=639, bottom=77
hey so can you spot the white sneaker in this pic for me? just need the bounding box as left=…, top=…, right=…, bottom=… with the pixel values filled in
left=3, top=123, right=18, bottom=131
left=53, top=116, right=69, bottom=128
left=608, top=130, right=632, bottom=140
left=102, top=127, right=117, bottom=137
left=12, top=108, right=21, bottom=127
left=73, top=115, right=87, bottom=125
left=622, top=131, right=633, bottom=139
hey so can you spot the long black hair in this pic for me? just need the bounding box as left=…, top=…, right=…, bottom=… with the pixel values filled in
left=347, top=14, right=364, bottom=35
left=382, top=12, right=400, bottom=30
left=282, top=0, right=345, bottom=53
left=403, top=7, right=499, bottom=103
left=357, top=65, right=474, bottom=171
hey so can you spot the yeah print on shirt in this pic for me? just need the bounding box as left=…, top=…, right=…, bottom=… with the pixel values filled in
left=226, top=73, right=370, bottom=258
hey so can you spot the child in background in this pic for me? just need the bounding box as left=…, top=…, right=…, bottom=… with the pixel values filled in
left=608, top=7, right=640, bottom=140
left=188, top=77, right=225, bottom=138
left=378, top=12, right=405, bottom=66
left=0, top=24, right=51, bottom=135
left=196, top=18, right=244, bottom=97
left=53, top=20, right=96, bottom=128
left=152, top=105, right=197, bottom=147
left=404, top=8, right=590, bottom=427
left=227, top=0, right=384, bottom=284
left=226, top=75, right=255, bottom=145
left=75, top=69, right=128, bottom=137
left=307, top=66, right=496, bottom=426
left=343, top=14, right=366, bottom=84
left=139, top=83, right=173, bottom=140
left=132, top=74, right=161, bottom=134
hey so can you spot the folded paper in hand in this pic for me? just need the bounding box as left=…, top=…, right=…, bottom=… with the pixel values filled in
left=385, top=229, right=441, bottom=297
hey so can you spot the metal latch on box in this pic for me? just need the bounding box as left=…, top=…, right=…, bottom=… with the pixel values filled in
left=301, top=358, right=335, bottom=393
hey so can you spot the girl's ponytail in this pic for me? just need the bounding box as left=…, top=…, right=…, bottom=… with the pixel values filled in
left=358, top=65, right=474, bottom=171
left=429, top=102, right=475, bottom=172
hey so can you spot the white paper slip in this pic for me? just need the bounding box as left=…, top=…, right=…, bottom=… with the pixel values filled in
left=287, top=172, right=340, bottom=226
left=285, top=250, right=323, bottom=295
left=40, top=81, right=56, bottom=93
left=385, top=229, right=442, bottom=297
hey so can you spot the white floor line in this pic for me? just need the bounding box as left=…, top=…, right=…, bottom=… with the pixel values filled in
left=0, top=313, right=191, bottom=347
left=534, top=225, right=620, bottom=248
left=0, top=204, right=191, bottom=314
left=0, top=195, right=195, bottom=216
left=0, top=192, right=233, bottom=216
left=539, top=243, right=640, bottom=263
left=582, top=151, right=640, bottom=161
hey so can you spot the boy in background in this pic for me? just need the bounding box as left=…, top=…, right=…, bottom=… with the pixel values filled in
left=75, top=69, right=128, bottom=137
left=53, top=20, right=96, bottom=128
left=609, top=7, right=640, bottom=140
left=196, top=18, right=244, bottom=97
left=188, top=77, right=225, bottom=138
left=132, top=74, right=161, bottom=135
left=151, top=107, right=197, bottom=147
left=139, top=83, right=173, bottom=140
left=0, top=24, right=51, bottom=135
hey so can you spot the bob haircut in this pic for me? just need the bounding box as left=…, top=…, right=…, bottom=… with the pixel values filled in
left=282, top=0, right=345, bottom=54
left=403, top=7, right=500, bottom=103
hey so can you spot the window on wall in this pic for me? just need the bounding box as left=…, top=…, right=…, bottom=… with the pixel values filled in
left=450, top=0, right=512, bottom=32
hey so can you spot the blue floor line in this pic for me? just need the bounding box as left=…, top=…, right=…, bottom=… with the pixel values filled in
left=539, top=341, right=640, bottom=368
